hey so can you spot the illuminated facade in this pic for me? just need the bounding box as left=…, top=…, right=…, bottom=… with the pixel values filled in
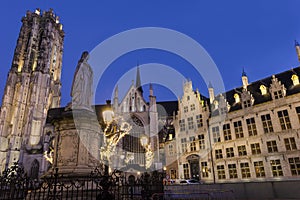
left=165, top=62, right=300, bottom=183
left=1, top=9, right=300, bottom=184
left=0, top=9, right=64, bottom=178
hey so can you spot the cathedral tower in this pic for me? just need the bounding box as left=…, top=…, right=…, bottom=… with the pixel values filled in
left=0, top=9, right=64, bottom=175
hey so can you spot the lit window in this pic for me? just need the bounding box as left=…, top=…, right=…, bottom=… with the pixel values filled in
left=267, top=140, right=278, bottom=153
left=223, top=123, right=232, bottom=141
left=291, top=74, right=299, bottom=86
left=234, top=121, right=244, bottom=138
left=201, top=162, right=209, bottom=178
left=270, top=159, right=283, bottom=177
left=254, top=161, right=265, bottom=177
left=228, top=164, right=238, bottom=179
left=246, top=117, right=257, bottom=136
left=240, top=162, right=251, bottom=178
left=260, top=85, right=267, bottom=95
left=289, top=157, right=300, bottom=176
left=217, top=165, right=226, bottom=179
left=251, top=143, right=261, bottom=155
left=277, top=110, right=292, bottom=130
left=234, top=93, right=240, bottom=103
left=261, top=114, right=274, bottom=133
left=284, top=137, right=297, bottom=151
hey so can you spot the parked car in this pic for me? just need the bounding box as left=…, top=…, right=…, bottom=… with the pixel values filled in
left=179, top=179, right=203, bottom=185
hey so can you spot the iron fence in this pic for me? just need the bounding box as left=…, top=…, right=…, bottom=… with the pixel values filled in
left=0, top=163, right=164, bottom=200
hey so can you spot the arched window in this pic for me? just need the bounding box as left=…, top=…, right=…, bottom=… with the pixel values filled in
left=30, top=159, right=39, bottom=180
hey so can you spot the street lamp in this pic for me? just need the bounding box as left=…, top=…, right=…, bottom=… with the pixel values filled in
left=140, top=135, right=148, bottom=168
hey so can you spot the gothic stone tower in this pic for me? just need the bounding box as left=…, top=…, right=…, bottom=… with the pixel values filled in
left=0, top=9, right=64, bottom=177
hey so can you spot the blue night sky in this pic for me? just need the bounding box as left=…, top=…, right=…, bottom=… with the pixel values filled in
left=0, top=1, right=300, bottom=106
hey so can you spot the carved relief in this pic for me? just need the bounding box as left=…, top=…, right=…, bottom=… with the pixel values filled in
left=57, top=130, right=78, bottom=166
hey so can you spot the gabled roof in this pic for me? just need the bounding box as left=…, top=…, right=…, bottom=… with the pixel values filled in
left=213, top=66, right=300, bottom=113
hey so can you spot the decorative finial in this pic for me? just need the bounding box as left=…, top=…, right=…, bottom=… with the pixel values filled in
left=295, top=40, right=300, bottom=47
left=208, top=81, right=213, bottom=88
left=242, top=68, right=247, bottom=77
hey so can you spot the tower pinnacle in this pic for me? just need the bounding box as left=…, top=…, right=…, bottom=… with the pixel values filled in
left=136, top=65, right=143, bottom=94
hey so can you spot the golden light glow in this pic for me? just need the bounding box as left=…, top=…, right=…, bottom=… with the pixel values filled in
left=43, top=148, right=54, bottom=164
left=234, top=93, right=240, bottom=103
left=291, top=74, right=299, bottom=86
left=100, top=117, right=132, bottom=167
left=259, top=85, right=267, bottom=95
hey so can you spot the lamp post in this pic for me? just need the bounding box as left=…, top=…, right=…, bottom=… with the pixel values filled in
left=101, top=101, right=114, bottom=175
left=140, top=135, right=148, bottom=169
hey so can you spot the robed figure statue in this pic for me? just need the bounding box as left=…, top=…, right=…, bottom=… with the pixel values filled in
left=71, top=51, right=93, bottom=110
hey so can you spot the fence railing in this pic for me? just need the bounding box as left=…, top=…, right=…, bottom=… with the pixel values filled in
left=0, top=163, right=164, bottom=200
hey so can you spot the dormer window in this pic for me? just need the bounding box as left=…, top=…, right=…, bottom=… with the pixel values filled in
left=259, top=85, right=267, bottom=95
left=214, top=100, right=219, bottom=109
left=243, top=100, right=251, bottom=108
left=291, top=74, right=299, bottom=86
left=274, top=90, right=283, bottom=99
left=234, top=93, right=240, bottom=103
left=269, top=75, right=286, bottom=100
left=241, top=90, right=254, bottom=109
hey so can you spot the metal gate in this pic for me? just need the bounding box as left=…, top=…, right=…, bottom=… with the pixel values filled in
left=0, top=163, right=164, bottom=200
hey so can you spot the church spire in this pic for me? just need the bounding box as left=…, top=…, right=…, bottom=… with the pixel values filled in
left=136, top=64, right=143, bottom=94
left=242, top=68, right=249, bottom=90
left=295, top=40, right=300, bottom=62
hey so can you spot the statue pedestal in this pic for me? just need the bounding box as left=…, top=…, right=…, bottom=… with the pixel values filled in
left=49, top=108, right=102, bottom=177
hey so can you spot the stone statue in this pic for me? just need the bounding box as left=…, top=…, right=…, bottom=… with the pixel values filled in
left=71, top=51, right=93, bottom=110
